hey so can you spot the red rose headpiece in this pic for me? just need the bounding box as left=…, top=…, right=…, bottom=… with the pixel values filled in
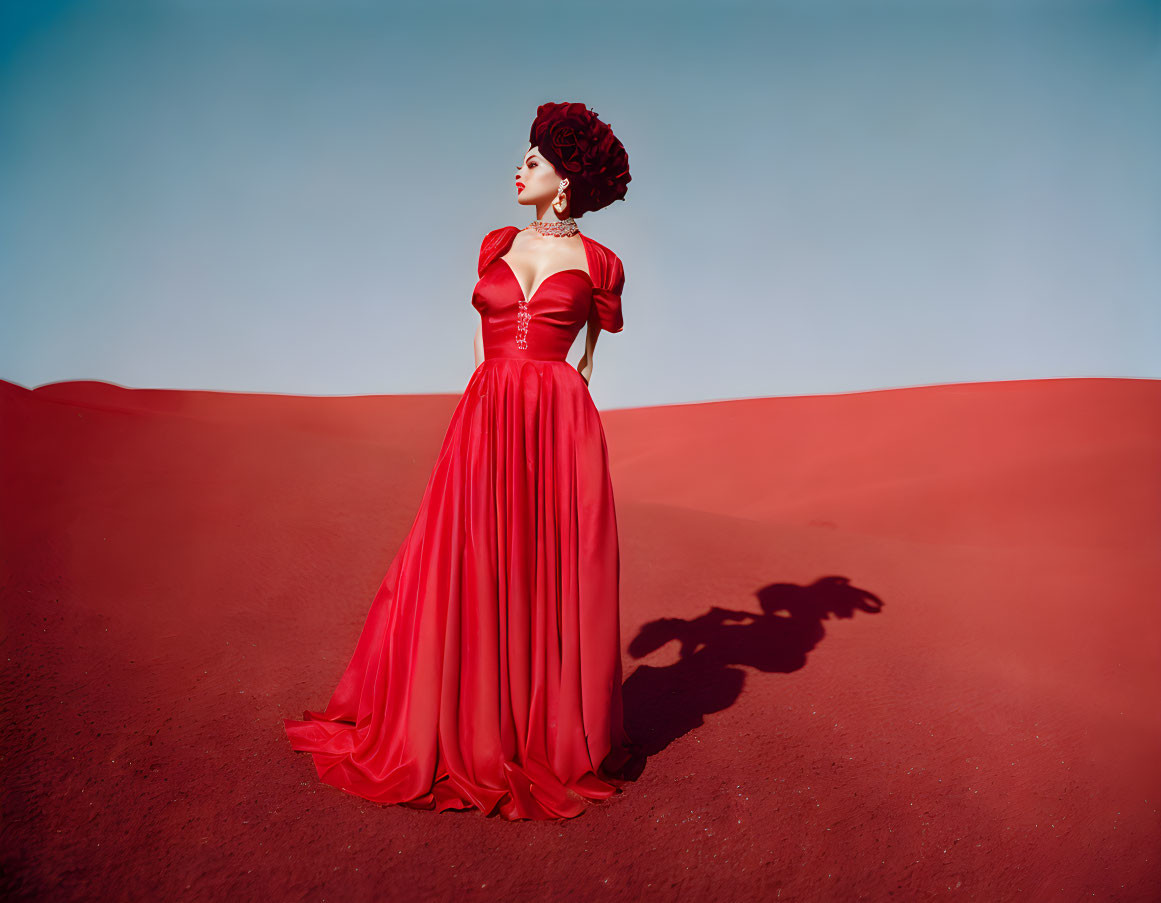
left=529, top=102, right=631, bottom=218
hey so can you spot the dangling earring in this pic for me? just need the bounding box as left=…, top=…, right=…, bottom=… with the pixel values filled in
left=552, top=179, right=569, bottom=215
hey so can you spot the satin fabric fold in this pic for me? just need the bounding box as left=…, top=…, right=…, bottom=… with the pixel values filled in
left=284, top=358, right=635, bottom=819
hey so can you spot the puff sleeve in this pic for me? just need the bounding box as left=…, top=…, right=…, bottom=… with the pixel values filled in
left=477, top=226, right=515, bottom=278
left=590, top=254, right=625, bottom=333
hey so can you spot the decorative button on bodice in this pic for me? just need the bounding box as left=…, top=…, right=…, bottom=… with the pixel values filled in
left=515, top=295, right=531, bottom=350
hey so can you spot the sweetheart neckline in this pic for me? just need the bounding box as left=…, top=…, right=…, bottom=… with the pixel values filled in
left=493, top=257, right=593, bottom=305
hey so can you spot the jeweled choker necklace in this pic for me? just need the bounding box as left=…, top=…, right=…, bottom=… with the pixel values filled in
left=527, top=218, right=580, bottom=237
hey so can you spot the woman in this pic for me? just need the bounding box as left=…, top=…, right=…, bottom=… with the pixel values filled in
left=283, top=102, right=639, bottom=820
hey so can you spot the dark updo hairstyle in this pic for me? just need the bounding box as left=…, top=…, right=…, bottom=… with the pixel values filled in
left=528, top=102, right=631, bottom=218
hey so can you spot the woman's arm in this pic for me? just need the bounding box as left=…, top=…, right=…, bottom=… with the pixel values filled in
left=474, top=322, right=485, bottom=368
left=576, top=321, right=601, bottom=385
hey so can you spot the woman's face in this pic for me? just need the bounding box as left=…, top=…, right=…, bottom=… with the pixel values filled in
left=515, top=145, right=564, bottom=208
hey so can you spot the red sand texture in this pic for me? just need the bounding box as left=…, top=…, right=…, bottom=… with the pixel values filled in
left=2, top=375, right=1159, bottom=902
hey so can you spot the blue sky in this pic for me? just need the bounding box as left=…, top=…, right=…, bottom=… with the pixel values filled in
left=1, top=0, right=1157, bottom=409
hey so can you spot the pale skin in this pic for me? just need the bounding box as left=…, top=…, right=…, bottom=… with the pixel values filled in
left=473, top=144, right=603, bottom=385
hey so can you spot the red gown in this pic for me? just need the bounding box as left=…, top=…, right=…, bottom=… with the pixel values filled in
left=283, top=225, right=636, bottom=820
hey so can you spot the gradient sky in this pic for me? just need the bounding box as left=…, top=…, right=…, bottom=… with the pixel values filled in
left=1, top=0, right=1157, bottom=410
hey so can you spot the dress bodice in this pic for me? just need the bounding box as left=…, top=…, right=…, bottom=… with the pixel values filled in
left=472, top=226, right=625, bottom=362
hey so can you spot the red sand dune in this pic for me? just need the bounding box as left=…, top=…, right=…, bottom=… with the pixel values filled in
left=2, top=375, right=1158, bottom=901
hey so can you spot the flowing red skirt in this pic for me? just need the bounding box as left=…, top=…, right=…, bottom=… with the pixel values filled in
left=283, top=357, right=636, bottom=820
